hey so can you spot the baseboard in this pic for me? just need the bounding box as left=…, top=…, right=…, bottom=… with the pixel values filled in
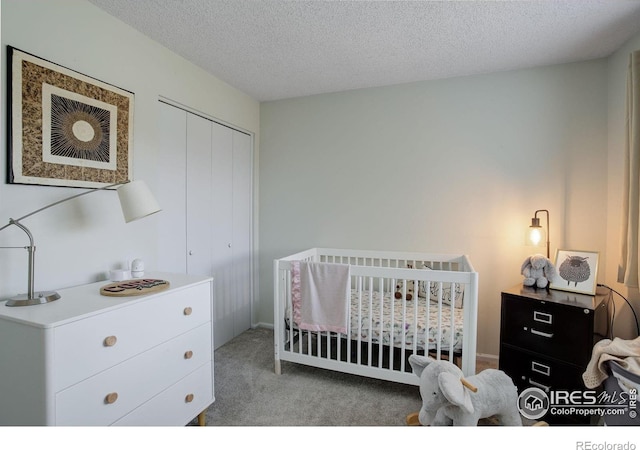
left=476, top=353, right=499, bottom=363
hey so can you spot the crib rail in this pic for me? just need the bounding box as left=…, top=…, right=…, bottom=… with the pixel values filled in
left=273, top=248, right=478, bottom=385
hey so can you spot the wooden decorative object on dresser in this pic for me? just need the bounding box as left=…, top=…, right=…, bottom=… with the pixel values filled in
left=499, top=284, right=608, bottom=425
left=0, top=272, right=214, bottom=426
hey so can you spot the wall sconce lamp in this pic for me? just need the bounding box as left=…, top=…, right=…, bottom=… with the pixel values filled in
left=0, top=180, right=161, bottom=307
left=526, top=209, right=550, bottom=258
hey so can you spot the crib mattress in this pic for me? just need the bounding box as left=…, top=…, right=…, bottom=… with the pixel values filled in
left=287, top=289, right=464, bottom=352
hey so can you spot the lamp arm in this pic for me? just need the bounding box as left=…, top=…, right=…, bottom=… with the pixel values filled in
left=6, top=219, right=34, bottom=245
left=534, top=209, right=550, bottom=259
left=4, top=220, right=36, bottom=299
left=3, top=182, right=126, bottom=229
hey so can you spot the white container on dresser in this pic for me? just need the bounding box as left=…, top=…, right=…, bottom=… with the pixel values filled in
left=0, top=272, right=214, bottom=426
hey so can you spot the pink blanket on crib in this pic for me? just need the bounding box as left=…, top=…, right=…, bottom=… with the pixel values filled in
left=291, top=261, right=350, bottom=334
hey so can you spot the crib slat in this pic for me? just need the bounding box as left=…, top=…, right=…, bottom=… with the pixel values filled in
left=449, top=282, right=456, bottom=358
left=412, top=280, right=419, bottom=355
left=389, top=280, right=398, bottom=371
left=425, top=281, right=431, bottom=358
left=367, top=277, right=374, bottom=367
left=378, top=280, right=387, bottom=369
left=357, top=277, right=364, bottom=365
left=436, top=282, right=443, bottom=360
left=399, top=279, right=409, bottom=373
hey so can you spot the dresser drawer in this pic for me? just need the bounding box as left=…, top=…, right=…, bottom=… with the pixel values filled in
left=53, top=282, right=211, bottom=390
left=55, top=322, right=212, bottom=425
left=500, top=293, right=593, bottom=366
left=112, top=363, right=213, bottom=426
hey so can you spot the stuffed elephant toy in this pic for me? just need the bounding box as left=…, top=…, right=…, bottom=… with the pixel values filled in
left=408, top=355, right=522, bottom=426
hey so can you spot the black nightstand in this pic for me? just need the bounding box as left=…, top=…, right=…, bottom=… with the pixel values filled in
left=499, top=285, right=609, bottom=425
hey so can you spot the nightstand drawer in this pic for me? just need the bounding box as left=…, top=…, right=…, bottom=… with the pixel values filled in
left=53, top=283, right=211, bottom=390
left=501, top=293, right=593, bottom=366
left=500, top=344, right=593, bottom=425
left=499, top=344, right=584, bottom=394
left=55, top=322, right=212, bottom=425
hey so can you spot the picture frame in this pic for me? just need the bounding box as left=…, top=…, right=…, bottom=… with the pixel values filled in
left=550, top=249, right=599, bottom=295
left=7, top=46, right=134, bottom=188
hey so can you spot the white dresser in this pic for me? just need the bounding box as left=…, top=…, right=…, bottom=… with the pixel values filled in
left=0, top=272, right=214, bottom=426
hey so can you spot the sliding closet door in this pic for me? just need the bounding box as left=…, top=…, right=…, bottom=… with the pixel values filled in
left=232, top=131, right=253, bottom=336
left=185, top=114, right=213, bottom=277
left=156, top=102, right=213, bottom=277
left=211, top=124, right=253, bottom=348
left=211, top=123, right=234, bottom=347
left=156, top=103, right=187, bottom=273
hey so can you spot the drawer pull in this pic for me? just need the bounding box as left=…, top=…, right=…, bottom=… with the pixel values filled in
left=185, top=393, right=194, bottom=403
left=531, top=361, right=551, bottom=376
left=184, top=307, right=193, bottom=316
left=533, top=311, right=552, bottom=324
left=530, top=328, right=553, bottom=339
left=104, top=392, right=119, bottom=404
left=528, top=378, right=550, bottom=392
left=184, top=350, right=194, bottom=359
left=103, top=336, right=118, bottom=347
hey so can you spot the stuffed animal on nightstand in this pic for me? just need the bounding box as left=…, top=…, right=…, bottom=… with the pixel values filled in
left=521, top=254, right=557, bottom=289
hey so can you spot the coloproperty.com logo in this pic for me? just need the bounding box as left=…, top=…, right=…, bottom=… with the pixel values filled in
left=517, top=386, right=637, bottom=420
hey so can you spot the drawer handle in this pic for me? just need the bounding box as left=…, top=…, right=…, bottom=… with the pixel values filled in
left=103, top=336, right=118, bottom=347
left=531, top=361, right=551, bottom=376
left=528, top=378, right=550, bottom=393
left=184, top=307, right=193, bottom=316
left=185, top=393, right=194, bottom=403
left=533, top=311, right=552, bottom=324
left=104, top=392, right=119, bottom=404
left=184, top=350, right=194, bottom=359
left=530, top=328, right=553, bottom=339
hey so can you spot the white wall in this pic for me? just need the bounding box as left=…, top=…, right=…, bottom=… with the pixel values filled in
left=3, top=0, right=634, bottom=357
left=260, top=60, right=608, bottom=355
left=605, top=31, right=640, bottom=339
left=0, top=1, right=259, bottom=299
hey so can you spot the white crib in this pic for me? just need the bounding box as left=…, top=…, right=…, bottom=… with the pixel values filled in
left=273, top=248, right=479, bottom=386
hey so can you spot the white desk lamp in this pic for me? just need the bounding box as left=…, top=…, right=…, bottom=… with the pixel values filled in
left=0, top=180, right=161, bottom=307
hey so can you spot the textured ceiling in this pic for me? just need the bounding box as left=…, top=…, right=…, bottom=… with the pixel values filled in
left=87, top=0, right=640, bottom=102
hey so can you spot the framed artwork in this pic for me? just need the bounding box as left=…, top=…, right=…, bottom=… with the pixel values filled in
left=550, top=249, right=599, bottom=295
left=8, top=46, right=134, bottom=188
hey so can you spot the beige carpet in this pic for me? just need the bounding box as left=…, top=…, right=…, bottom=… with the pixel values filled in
left=197, top=327, right=515, bottom=426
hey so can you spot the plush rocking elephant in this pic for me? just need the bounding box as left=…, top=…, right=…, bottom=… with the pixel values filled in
left=408, top=355, right=522, bottom=426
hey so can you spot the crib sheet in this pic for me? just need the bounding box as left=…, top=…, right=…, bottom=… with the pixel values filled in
left=287, top=289, right=464, bottom=352
left=351, top=289, right=463, bottom=352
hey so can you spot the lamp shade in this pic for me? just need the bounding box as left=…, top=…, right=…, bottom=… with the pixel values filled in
left=525, top=210, right=550, bottom=258
left=526, top=224, right=546, bottom=247
left=117, top=180, right=161, bottom=223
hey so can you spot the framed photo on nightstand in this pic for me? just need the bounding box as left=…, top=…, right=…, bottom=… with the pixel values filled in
left=550, top=249, right=599, bottom=295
